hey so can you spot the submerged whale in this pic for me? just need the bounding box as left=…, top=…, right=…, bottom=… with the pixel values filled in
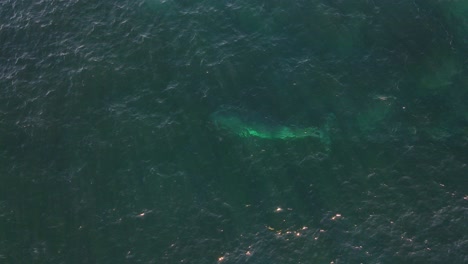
left=211, top=107, right=330, bottom=143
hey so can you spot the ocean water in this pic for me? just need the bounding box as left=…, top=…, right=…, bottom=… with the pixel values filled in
left=0, top=0, right=467, bottom=263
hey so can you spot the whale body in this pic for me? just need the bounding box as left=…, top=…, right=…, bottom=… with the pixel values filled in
left=210, top=107, right=328, bottom=142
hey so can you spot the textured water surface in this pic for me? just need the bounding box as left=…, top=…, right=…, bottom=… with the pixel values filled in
left=0, top=0, right=467, bottom=263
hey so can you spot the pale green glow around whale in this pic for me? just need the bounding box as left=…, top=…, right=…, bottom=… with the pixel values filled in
left=211, top=108, right=328, bottom=142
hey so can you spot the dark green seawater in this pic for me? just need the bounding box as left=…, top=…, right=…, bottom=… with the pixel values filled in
left=1, top=0, right=467, bottom=263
